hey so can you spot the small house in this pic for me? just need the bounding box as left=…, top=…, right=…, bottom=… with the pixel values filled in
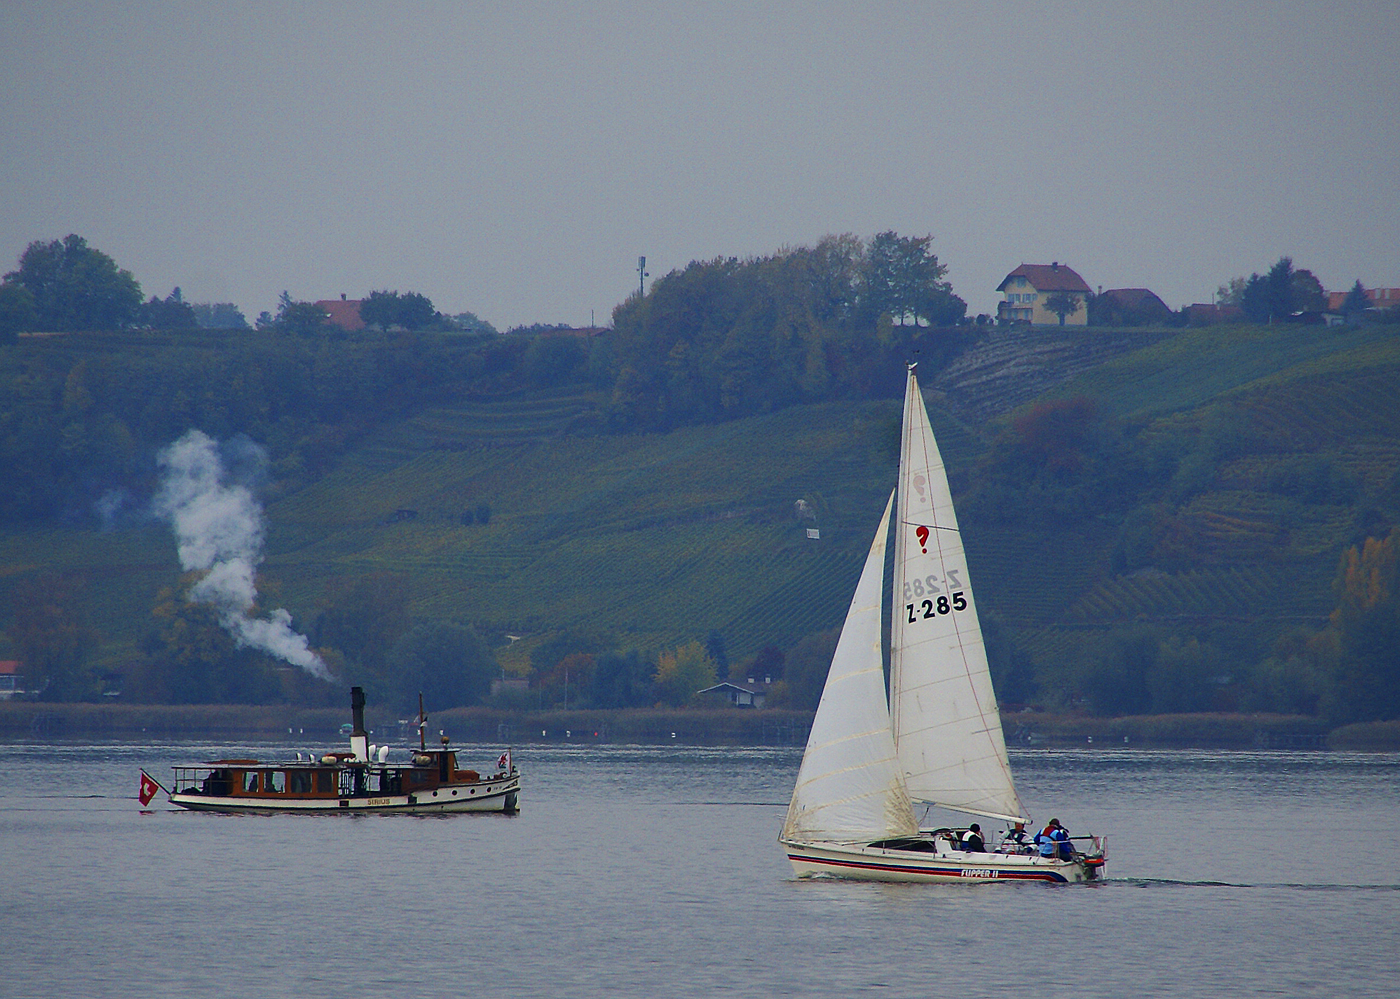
left=1094, top=288, right=1173, bottom=326
left=996, top=263, right=1092, bottom=325
left=0, top=661, right=24, bottom=700
left=697, top=681, right=768, bottom=709
left=1184, top=303, right=1246, bottom=326
left=314, top=295, right=366, bottom=332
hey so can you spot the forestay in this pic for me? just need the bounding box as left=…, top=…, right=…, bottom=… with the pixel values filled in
left=781, top=494, right=917, bottom=843
left=888, top=368, right=1026, bottom=824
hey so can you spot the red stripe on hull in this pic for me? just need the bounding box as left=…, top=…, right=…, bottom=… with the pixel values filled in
left=788, top=852, right=1072, bottom=883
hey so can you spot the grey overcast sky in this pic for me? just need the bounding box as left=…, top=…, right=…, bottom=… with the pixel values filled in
left=2, top=1, right=1397, bottom=329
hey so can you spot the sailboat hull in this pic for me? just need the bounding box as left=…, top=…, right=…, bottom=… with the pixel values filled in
left=782, top=838, right=1105, bottom=884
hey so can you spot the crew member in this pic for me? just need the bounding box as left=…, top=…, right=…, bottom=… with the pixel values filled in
left=960, top=823, right=985, bottom=852
left=1037, top=818, right=1072, bottom=860
left=1000, top=821, right=1031, bottom=854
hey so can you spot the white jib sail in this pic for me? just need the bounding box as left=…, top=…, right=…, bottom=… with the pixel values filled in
left=889, top=368, right=1027, bottom=824
left=782, top=492, right=917, bottom=844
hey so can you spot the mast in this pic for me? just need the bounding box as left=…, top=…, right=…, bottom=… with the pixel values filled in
left=888, top=367, right=1027, bottom=824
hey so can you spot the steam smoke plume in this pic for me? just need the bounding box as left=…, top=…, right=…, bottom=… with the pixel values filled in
left=154, top=430, right=330, bottom=680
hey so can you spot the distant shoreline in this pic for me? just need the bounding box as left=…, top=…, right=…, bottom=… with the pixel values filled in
left=2, top=702, right=1395, bottom=750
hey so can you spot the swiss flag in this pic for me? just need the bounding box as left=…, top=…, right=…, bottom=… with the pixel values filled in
left=138, top=770, right=161, bottom=806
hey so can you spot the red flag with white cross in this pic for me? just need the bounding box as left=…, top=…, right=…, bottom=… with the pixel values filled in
left=138, top=770, right=161, bottom=806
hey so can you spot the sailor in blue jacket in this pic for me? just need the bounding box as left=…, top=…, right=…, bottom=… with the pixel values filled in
left=1037, top=818, right=1072, bottom=860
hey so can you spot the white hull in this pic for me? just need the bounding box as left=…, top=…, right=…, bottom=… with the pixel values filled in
left=782, top=837, right=1104, bottom=884
left=170, top=773, right=520, bottom=815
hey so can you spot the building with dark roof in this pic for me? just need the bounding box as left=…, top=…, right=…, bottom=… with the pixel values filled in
left=996, top=262, right=1092, bottom=325
left=1184, top=302, right=1246, bottom=326
left=1094, top=287, right=1173, bottom=326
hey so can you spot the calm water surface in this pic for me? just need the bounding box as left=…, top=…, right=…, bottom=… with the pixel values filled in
left=1, top=742, right=1397, bottom=998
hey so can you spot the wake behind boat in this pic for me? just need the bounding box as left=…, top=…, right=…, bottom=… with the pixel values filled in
left=141, top=687, right=520, bottom=815
left=780, top=366, right=1105, bottom=884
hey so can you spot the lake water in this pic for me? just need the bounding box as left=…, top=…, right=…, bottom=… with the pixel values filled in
left=2, top=742, right=1397, bottom=998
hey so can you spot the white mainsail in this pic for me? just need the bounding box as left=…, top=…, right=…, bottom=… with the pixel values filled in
left=781, top=493, right=917, bottom=843
left=889, top=368, right=1027, bottom=823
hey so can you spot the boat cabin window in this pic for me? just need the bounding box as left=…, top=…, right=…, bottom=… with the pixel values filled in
left=289, top=771, right=312, bottom=794
left=265, top=771, right=285, bottom=794
left=316, top=770, right=334, bottom=794
left=242, top=771, right=259, bottom=793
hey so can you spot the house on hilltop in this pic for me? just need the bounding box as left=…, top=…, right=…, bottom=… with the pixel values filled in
left=1184, top=302, right=1246, bottom=326
left=1093, top=287, right=1173, bottom=326
left=1326, top=287, right=1400, bottom=312
left=997, top=263, right=1091, bottom=326
left=314, top=294, right=366, bottom=332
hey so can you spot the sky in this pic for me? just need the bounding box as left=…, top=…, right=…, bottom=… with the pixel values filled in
left=2, top=1, right=1397, bottom=329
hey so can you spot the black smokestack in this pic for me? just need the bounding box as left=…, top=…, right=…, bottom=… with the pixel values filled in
left=351, top=686, right=366, bottom=736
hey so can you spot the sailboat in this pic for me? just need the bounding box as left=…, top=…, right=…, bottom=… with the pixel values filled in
left=780, top=366, right=1105, bottom=883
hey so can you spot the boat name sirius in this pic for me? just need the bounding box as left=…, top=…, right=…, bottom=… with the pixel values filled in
left=142, top=687, right=519, bottom=815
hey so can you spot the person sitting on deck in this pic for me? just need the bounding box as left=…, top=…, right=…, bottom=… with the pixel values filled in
left=999, top=822, right=1032, bottom=854
left=1037, top=818, right=1072, bottom=860
left=960, top=823, right=985, bottom=852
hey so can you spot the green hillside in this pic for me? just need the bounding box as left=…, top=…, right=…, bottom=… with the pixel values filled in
left=3, top=321, right=1399, bottom=719
left=264, top=393, right=904, bottom=657
left=944, top=323, right=1400, bottom=705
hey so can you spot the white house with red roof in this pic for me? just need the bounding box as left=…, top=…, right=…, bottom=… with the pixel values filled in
left=996, top=262, right=1093, bottom=325
left=1326, top=287, right=1400, bottom=312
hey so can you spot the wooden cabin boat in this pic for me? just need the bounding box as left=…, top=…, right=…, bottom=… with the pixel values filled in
left=157, top=687, right=519, bottom=815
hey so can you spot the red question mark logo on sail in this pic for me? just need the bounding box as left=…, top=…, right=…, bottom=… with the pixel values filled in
left=916, top=526, right=929, bottom=553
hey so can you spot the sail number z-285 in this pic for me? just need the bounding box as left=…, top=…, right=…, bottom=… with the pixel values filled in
left=905, top=591, right=967, bottom=623
left=903, top=570, right=967, bottom=624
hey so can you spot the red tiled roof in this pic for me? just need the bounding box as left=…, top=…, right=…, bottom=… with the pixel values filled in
left=997, top=263, right=1092, bottom=294
left=314, top=298, right=366, bottom=331
left=1327, top=287, right=1400, bottom=310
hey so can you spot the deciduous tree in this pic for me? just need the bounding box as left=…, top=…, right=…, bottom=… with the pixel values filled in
left=141, top=287, right=198, bottom=328
left=3, top=234, right=142, bottom=330
left=1043, top=292, right=1082, bottom=326
left=9, top=572, right=100, bottom=701
left=385, top=621, right=496, bottom=711
left=654, top=640, right=718, bottom=706
left=1327, top=528, right=1400, bottom=721
left=593, top=649, right=654, bottom=708
left=360, top=290, right=437, bottom=330
left=141, top=585, right=281, bottom=704
left=862, top=231, right=954, bottom=326
left=191, top=302, right=250, bottom=329
left=318, top=572, right=411, bottom=685
left=0, top=282, right=37, bottom=337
